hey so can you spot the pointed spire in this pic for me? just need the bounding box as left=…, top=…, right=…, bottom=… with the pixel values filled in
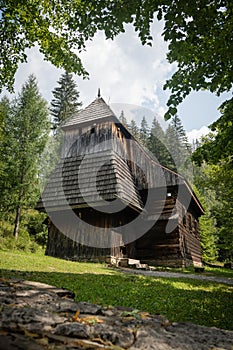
left=97, top=88, right=101, bottom=98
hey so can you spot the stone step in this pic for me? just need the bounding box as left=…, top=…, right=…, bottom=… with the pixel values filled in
left=105, top=256, right=149, bottom=270
left=128, top=259, right=141, bottom=265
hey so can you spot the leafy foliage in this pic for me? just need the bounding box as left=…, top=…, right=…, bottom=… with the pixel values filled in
left=193, top=98, right=233, bottom=166
left=21, top=209, right=48, bottom=247
left=1, top=1, right=232, bottom=120
left=205, top=163, right=233, bottom=262
left=162, top=2, right=233, bottom=119
left=0, top=210, right=46, bottom=253
left=0, top=75, right=50, bottom=238
left=0, top=0, right=155, bottom=92
left=193, top=98, right=233, bottom=261
left=193, top=183, right=218, bottom=262
left=0, top=0, right=89, bottom=91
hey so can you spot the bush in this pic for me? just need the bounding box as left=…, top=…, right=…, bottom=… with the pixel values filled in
left=21, top=209, right=48, bottom=247
left=0, top=209, right=47, bottom=253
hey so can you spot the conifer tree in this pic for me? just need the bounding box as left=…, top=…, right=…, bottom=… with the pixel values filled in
left=50, top=72, right=82, bottom=132
left=165, top=115, right=192, bottom=178
left=119, top=110, right=128, bottom=129
left=139, top=116, right=150, bottom=147
left=128, top=119, right=139, bottom=140
left=0, top=75, right=50, bottom=239
left=171, top=115, right=190, bottom=148
left=164, top=124, right=179, bottom=171
left=148, top=117, right=172, bottom=168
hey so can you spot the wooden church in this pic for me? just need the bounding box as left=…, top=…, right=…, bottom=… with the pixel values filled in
left=37, top=94, right=204, bottom=267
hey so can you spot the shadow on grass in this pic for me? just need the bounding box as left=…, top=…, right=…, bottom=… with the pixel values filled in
left=0, top=268, right=232, bottom=330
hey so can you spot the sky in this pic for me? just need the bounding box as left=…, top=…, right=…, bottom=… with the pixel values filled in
left=2, top=20, right=230, bottom=143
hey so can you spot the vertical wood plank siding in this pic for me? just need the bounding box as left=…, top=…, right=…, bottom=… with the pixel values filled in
left=38, top=97, right=204, bottom=267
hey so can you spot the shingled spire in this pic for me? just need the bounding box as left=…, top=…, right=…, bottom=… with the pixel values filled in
left=62, top=95, right=117, bottom=128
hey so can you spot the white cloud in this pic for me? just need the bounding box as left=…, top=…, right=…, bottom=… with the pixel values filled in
left=187, top=126, right=210, bottom=143
left=1, top=46, right=63, bottom=102
left=75, top=21, right=173, bottom=127
left=1, top=18, right=222, bottom=133
left=1, top=19, right=172, bottom=125
left=77, top=22, right=172, bottom=107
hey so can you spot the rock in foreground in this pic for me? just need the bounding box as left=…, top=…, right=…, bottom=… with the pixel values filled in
left=0, top=279, right=232, bottom=350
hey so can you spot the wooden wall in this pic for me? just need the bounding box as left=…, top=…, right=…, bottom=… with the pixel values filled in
left=130, top=191, right=203, bottom=267
left=45, top=120, right=203, bottom=267
left=111, top=122, right=181, bottom=190
left=61, top=122, right=113, bottom=158
left=46, top=223, right=115, bottom=261
left=45, top=208, right=124, bottom=260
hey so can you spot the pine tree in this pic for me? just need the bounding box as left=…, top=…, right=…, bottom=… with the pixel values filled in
left=139, top=116, right=149, bottom=147
left=165, top=115, right=192, bottom=178
left=128, top=119, right=139, bottom=140
left=148, top=117, right=172, bottom=168
left=164, top=124, right=179, bottom=171
left=119, top=110, right=128, bottom=128
left=0, top=75, right=50, bottom=239
left=171, top=115, right=190, bottom=147
left=50, top=72, right=82, bottom=132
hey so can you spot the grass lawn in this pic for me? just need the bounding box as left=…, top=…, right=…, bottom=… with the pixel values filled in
left=149, top=264, right=233, bottom=279
left=0, top=250, right=232, bottom=331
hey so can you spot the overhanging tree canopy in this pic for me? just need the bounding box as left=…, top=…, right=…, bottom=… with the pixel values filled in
left=1, top=1, right=232, bottom=119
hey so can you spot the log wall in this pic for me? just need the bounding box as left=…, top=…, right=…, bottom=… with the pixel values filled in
left=61, top=122, right=113, bottom=158
left=45, top=120, right=203, bottom=267
left=130, top=190, right=203, bottom=267
left=46, top=223, right=114, bottom=261
left=45, top=208, right=124, bottom=261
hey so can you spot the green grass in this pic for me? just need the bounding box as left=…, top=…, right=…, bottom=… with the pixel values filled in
left=0, top=250, right=233, bottom=331
left=150, top=265, right=233, bottom=279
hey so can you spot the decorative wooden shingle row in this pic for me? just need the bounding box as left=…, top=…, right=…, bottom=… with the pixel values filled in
left=63, top=97, right=116, bottom=128
left=37, top=95, right=204, bottom=267
left=38, top=96, right=203, bottom=216
left=37, top=150, right=143, bottom=212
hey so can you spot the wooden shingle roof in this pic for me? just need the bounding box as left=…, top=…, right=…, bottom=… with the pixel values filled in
left=37, top=96, right=204, bottom=216
left=37, top=150, right=143, bottom=212
left=62, top=97, right=116, bottom=129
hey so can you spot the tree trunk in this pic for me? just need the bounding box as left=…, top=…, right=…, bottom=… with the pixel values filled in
left=13, top=172, right=25, bottom=240
left=13, top=205, right=21, bottom=240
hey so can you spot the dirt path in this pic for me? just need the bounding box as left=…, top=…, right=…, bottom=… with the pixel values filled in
left=117, top=267, right=233, bottom=285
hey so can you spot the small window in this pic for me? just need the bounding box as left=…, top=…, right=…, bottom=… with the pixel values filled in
left=91, top=127, right=95, bottom=134
left=183, top=215, right=186, bottom=227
